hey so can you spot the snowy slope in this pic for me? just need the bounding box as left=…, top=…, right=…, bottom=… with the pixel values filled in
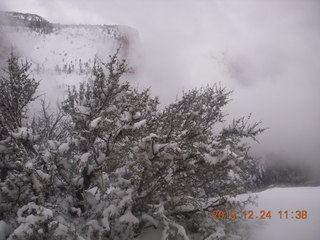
left=246, top=187, right=320, bottom=240
left=0, top=11, right=139, bottom=106
left=0, top=11, right=139, bottom=66
left=1, top=24, right=137, bottom=69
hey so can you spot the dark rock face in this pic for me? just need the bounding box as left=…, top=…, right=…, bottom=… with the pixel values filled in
left=0, top=11, right=54, bottom=33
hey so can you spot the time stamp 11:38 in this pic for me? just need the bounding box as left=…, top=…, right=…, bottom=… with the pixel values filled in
left=212, top=210, right=308, bottom=220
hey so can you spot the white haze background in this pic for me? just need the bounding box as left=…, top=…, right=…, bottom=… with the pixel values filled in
left=1, top=0, right=320, bottom=174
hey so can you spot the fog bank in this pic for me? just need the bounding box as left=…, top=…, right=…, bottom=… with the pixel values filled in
left=1, top=0, right=320, bottom=173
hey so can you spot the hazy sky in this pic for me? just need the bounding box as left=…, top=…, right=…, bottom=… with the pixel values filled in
left=1, top=0, right=320, bottom=172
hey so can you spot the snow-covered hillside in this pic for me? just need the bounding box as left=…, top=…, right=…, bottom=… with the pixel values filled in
left=0, top=11, right=139, bottom=104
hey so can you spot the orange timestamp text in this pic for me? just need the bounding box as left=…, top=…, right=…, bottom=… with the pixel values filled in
left=211, top=210, right=308, bottom=220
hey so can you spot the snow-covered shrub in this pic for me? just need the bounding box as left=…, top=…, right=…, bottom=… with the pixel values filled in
left=0, top=50, right=39, bottom=132
left=0, top=52, right=41, bottom=214
left=59, top=50, right=264, bottom=239
left=8, top=202, right=54, bottom=240
left=0, top=50, right=264, bottom=239
left=0, top=52, right=73, bottom=240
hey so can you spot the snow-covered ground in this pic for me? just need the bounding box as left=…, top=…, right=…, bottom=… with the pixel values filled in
left=246, top=186, right=320, bottom=240
left=137, top=187, right=320, bottom=240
